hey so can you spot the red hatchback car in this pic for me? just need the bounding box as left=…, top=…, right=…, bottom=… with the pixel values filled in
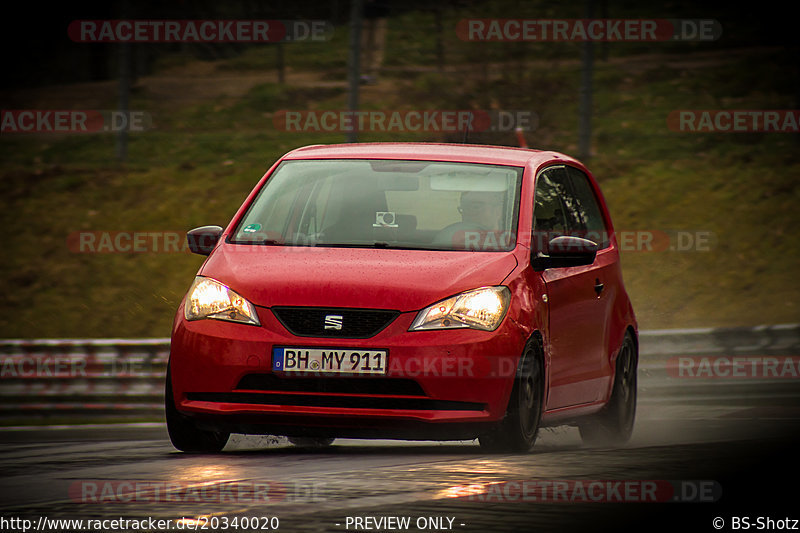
left=166, top=143, right=638, bottom=452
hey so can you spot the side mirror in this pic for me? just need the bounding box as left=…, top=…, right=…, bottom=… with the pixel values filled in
left=532, top=236, right=598, bottom=271
left=187, top=225, right=223, bottom=256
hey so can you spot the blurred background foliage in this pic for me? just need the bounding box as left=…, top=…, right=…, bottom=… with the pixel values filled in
left=1, top=0, right=798, bottom=337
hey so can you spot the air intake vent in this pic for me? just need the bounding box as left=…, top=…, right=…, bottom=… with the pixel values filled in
left=236, top=374, right=426, bottom=396
left=271, top=307, right=400, bottom=338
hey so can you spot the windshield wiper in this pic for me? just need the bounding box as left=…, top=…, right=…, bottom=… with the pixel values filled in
left=323, top=241, right=401, bottom=249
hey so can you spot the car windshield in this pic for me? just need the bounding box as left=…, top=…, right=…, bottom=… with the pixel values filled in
left=230, top=159, right=523, bottom=251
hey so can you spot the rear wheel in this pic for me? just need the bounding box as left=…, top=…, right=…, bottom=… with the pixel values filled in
left=479, top=341, right=544, bottom=452
left=579, top=332, right=637, bottom=447
left=165, top=369, right=229, bottom=453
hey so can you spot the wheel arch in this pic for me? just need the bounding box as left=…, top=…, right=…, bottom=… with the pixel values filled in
left=608, top=325, right=638, bottom=396
left=519, top=330, right=548, bottom=409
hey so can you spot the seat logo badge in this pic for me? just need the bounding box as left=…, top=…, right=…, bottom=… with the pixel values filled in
left=324, top=315, right=343, bottom=330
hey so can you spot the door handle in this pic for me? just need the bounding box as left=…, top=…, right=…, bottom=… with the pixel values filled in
left=594, top=279, right=604, bottom=296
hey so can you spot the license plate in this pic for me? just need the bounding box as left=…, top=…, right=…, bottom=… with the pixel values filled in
left=272, top=347, right=388, bottom=375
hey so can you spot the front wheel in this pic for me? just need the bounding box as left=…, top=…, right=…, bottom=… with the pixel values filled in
left=165, top=369, right=230, bottom=453
left=479, top=341, right=544, bottom=452
left=579, top=332, right=637, bottom=447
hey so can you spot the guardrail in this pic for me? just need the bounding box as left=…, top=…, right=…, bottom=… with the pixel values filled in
left=638, top=323, right=800, bottom=357
left=638, top=324, right=800, bottom=406
left=0, top=339, right=169, bottom=423
left=1, top=325, right=798, bottom=423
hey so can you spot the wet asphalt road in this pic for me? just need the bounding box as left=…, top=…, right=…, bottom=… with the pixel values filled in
left=2, top=383, right=800, bottom=533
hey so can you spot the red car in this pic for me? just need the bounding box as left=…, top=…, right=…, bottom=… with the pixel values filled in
left=166, top=143, right=638, bottom=452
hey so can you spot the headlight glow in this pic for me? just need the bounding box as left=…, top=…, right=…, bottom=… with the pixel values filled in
left=184, top=277, right=260, bottom=326
left=410, top=286, right=510, bottom=331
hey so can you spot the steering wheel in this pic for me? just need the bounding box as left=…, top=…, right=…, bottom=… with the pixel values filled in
left=433, top=221, right=489, bottom=247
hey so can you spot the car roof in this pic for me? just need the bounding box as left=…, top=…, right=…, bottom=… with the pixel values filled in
left=281, top=142, right=582, bottom=169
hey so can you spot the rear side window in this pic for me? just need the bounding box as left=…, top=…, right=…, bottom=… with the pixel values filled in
left=533, top=165, right=609, bottom=251
left=533, top=165, right=593, bottom=251
left=565, top=166, right=609, bottom=249
left=532, top=167, right=571, bottom=252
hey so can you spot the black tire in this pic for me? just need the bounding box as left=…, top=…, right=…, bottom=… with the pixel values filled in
left=479, top=341, right=544, bottom=452
left=288, top=437, right=336, bottom=448
left=165, top=369, right=230, bottom=453
left=579, top=332, right=637, bottom=447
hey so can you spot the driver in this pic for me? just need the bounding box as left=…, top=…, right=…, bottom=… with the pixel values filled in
left=433, top=190, right=504, bottom=248
left=458, top=190, right=504, bottom=230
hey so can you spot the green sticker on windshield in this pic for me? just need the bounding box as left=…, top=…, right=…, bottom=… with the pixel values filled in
left=243, top=223, right=261, bottom=233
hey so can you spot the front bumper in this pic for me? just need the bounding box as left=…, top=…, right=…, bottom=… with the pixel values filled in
left=169, top=303, right=528, bottom=439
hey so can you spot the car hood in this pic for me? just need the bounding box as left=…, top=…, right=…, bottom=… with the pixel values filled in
left=199, top=244, right=518, bottom=312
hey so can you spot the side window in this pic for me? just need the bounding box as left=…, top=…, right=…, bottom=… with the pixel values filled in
left=532, top=166, right=572, bottom=251
left=565, top=167, right=609, bottom=249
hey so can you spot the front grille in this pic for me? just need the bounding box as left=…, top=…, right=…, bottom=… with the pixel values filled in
left=236, top=374, right=426, bottom=396
left=186, top=392, right=485, bottom=411
left=271, top=307, right=400, bottom=338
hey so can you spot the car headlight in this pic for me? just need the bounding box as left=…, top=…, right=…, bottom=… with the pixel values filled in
left=409, top=286, right=510, bottom=332
left=184, top=276, right=260, bottom=326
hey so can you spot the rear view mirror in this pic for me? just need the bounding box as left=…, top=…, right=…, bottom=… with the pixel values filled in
left=187, top=225, right=223, bottom=256
left=532, top=236, right=598, bottom=270
left=378, top=175, right=420, bottom=191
